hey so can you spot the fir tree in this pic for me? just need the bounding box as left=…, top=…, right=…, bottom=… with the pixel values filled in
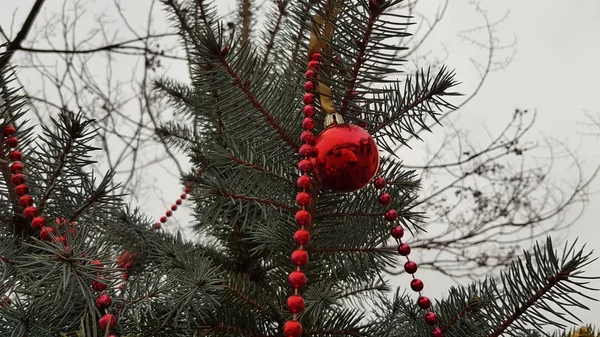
left=0, top=1, right=598, bottom=337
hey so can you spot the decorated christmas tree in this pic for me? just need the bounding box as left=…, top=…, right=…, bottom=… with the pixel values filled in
left=0, top=1, right=597, bottom=337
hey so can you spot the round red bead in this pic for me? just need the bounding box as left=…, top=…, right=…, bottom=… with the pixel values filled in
left=431, top=327, right=445, bottom=337
left=398, top=243, right=411, bottom=256
left=300, top=131, right=314, bottom=144
left=303, top=105, right=316, bottom=117
left=95, top=294, right=112, bottom=309
left=11, top=173, right=25, bottom=185
left=10, top=162, right=24, bottom=174
left=92, top=277, right=108, bottom=291
left=166, top=210, right=173, bottom=217
left=299, top=144, right=315, bottom=158
left=176, top=199, right=182, bottom=205
left=160, top=216, right=167, bottom=223
left=291, top=249, right=309, bottom=266
left=40, top=227, right=55, bottom=241
left=122, top=273, right=129, bottom=280
left=153, top=222, right=161, bottom=229
left=15, top=184, right=29, bottom=196
left=298, top=159, right=313, bottom=173
left=411, top=279, right=424, bottom=292
left=374, top=177, right=386, bottom=189
left=171, top=204, right=177, bottom=211
left=180, top=193, right=187, bottom=199
left=8, top=150, right=21, bottom=161
left=289, top=271, right=306, bottom=288
left=302, top=117, right=315, bottom=131
left=287, top=295, right=305, bottom=313
left=23, top=206, right=37, bottom=219
left=311, top=52, right=323, bottom=62
left=304, top=81, right=316, bottom=92
left=297, top=175, right=312, bottom=190
left=424, top=312, right=438, bottom=325
left=296, top=192, right=311, bottom=207
left=417, top=296, right=431, bottom=310
left=404, top=261, right=418, bottom=274
left=283, top=320, right=303, bottom=337
left=308, top=61, right=320, bottom=71
left=31, top=216, right=46, bottom=230
left=98, top=313, right=117, bottom=330
left=2, top=125, right=16, bottom=137
left=295, top=210, right=311, bottom=227
left=19, top=195, right=33, bottom=207
left=385, top=209, right=398, bottom=221
left=305, top=70, right=317, bottom=79
left=4, top=137, right=18, bottom=148
left=184, top=187, right=191, bottom=194
left=379, top=193, right=392, bottom=205
left=294, top=229, right=311, bottom=245
left=391, top=226, right=404, bottom=239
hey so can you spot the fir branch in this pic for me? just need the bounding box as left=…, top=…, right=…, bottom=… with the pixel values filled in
left=315, top=212, right=386, bottom=219
left=223, top=284, right=278, bottom=319
left=309, top=247, right=393, bottom=253
left=219, top=191, right=295, bottom=211
left=307, top=329, right=368, bottom=336
left=227, top=154, right=295, bottom=184
left=240, top=0, right=253, bottom=45
left=261, top=0, right=287, bottom=65
left=37, top=135, right=74, bottom=214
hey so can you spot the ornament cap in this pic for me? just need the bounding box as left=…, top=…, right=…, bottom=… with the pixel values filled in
left=324, top=112, right=345, bottom=127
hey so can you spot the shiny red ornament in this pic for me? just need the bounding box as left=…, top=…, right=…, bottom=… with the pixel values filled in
left=303, top=105, right=316, bottom=117
left=8, top=150, right=21, bottom=161
left=296, top=192, right=311, bottom=207
left=417, top=296, right=431, bottom=310
left=297, top=175, right=312, bottom=190
left=23, top=206, right=37, bottom=219
left=2, top=125, right=16, bottom=137
left=98, top=313, right=117, bottom=330
left=295, top=210, right=311, bottom=227
left=379, top=193, right=392, bottom=205
left=289, top=271, right=306, bottom=288
left=411, top=279, right=424, bottom=292
left=40, top=227, right=55, bottom=241
left=15, top=184, right=29, bottom=196
left=166, top=210, right=173, bottom=217
left=374, top=177, right=386, bottom=189
left=300, top=131, right=315, bottom=144
left=312, top=124, right=379, bottom=192
left=304, top=81, right=316, bottom=92
left=302, top=117, right=315, bottom=131
left=431, top=327, right=445, bottom=337
left=385, top=209, right=398, bottom=221
left=287, top=295, right=305, bottom=313
left=424, top=312, right=438, bottom=325
left=95, top=294, right=112, bottom=309
left=294, top=229, right=311, bottom=245
left=398, top=243, right=411, bottom=256
left=404, top=261, right=418, bottom=274
left=299, top=144, right=316, bottom=158
left=391, top=226, right=404, bottom=239
left=4, top=137, right=18, bottom=148
left=291, top=249, right=309, bottom=266
left=283, top=320, right=303, bottom=337
left=298, top=159, right=313, bottom=173
left=311, top=52, right=323, bottom=62
left=176, top=199, right=182, bottom=205
left=160, top=216, right=167, bottom=223
left=11, top=173, right=25, bottom=185
left=19, top=195, right=33, bottom=207
left=10, top=162, right=24, bottom=174
left=92, top=276, right=108, bottom=291
left=31, top=216, right=46, bottom=229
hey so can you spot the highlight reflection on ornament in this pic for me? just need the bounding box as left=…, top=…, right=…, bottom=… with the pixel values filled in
left=312, top=123, right=379, bottom=192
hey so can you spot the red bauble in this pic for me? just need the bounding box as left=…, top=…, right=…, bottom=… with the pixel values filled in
left=374, top=177, right=386, bottom=189
left=10, top=162, right=24, bottom=174
left=297, top=175, right=312, bottom=189
left=300, top=131, right=315, bottom=144
left=98, top=313, right=117, bottom=330
left=287, top=295, right=305, bottom=313
left=391, top=226, right=404, bottom=239
left=95, top=294, right=112, bottom=309
left=385, top=209, right=398, bottom=221
left=295, top=210, right=311, bottom=227
left=398, top=243, right=411, bottom=256
left=417, top=296, right=431, bottom=310
left=8, top=150, right=22, bottom=161
left=294, top=229, right=311, bottom=245
left=303, top=105, right=316, bottom=117
left=2, top=125, right=16, bottom=137
left=19, top=195, right=33, bottom=207
left=283, top=320, right=303, bottom=337
left=312, top=124, right=379, bottom=192
left=404, top=261, right=418, bottom=274
left=298, top=159, right=313, bottom=173
left=40, top=227, right=55, bottom=241
left=378, top=193, right=392, bottom=205
left=424, top=312, right=438, bottom=326
left=23, top=206, right=37, bottom=219
left=289, top=271, right=306, bottom=288
left=291, top=249, right=309, bottom=266
left=4, top=137, right=18, bottom=148
left=92, top=276, right=108, bottom=291
left=11, top=173, right=25, bottom=185
left=431, top=327, right=445, bottom=337
left=296, top=192, right=311, bottom=207
left=31, top=216, right=46, bottom=229
left=15, top=184, right=29, bottom=196
left=411, top=279, right=424, bottom=292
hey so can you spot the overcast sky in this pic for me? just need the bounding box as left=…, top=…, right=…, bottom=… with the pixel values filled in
left=2, top=0, right=600, bottom=329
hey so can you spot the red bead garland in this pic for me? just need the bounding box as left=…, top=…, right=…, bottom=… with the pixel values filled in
left=374, top=177, right=444, bottom=337
left=152, top=183, right=192, bottom=231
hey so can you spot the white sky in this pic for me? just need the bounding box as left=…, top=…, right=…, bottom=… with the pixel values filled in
left=2, top=0, right=600, bottom=330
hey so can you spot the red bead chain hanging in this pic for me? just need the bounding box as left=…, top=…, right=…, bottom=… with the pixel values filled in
left=283, top=52, right=322, bottom=337
left=2, top=124, right=120, bottom=336
left=375, top=177, right=444, bottom=337
left=153, top=183, right=193, bottom=231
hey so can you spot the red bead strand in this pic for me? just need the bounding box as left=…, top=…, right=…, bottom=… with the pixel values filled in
left=153, top=183, right=193, bottom=231
left=374, top=177, right=444, bottom=337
